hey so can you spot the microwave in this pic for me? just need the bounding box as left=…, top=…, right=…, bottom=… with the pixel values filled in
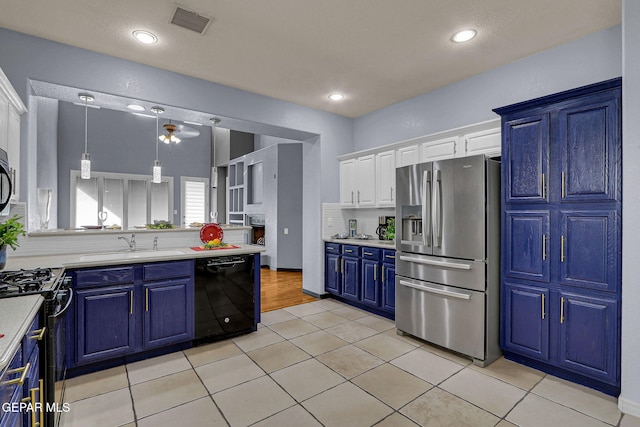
left=0, top=149, right=12, bottom=213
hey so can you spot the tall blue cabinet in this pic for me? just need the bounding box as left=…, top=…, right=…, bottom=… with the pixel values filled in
left=494, top=78, right=621, bottom=396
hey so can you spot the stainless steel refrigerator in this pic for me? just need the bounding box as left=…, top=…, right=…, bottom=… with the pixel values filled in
left=395, top=154, right=501, bottom=366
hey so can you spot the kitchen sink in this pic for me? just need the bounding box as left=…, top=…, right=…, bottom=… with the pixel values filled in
left=79, top=249, right=185, bottom=262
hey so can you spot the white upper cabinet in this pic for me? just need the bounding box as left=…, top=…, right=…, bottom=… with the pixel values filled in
left=421, top=136, right=458, bottom=162
left=462, top=128, right=501, bottom=157
left=375, top=150, right=395, bottom=207
left=396, top=144, right=420, bottom=167
left=340, top=155, right=376, bottom=208
left=339, top=158, right=357, bottom=207
left=0, top=66, right=27, bottom=202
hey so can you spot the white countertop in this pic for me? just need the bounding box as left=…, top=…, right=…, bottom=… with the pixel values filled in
left=6, top=244, right=266, bottom=270
left=323, top=238, right=396, bottom=250
left=0, top=295, right=43, bottom=371
left=27, top=224, right=251, bottom=237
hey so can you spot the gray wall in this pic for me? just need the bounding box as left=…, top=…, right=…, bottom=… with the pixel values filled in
left=276, top=143, right=303, bottom=269
left=56, top=101, right=211, bottom=227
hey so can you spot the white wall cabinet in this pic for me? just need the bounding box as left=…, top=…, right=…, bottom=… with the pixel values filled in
left=340, top=155, right=376, bottom=208
left=462, top=128, right=501, bottom=157
left=0, top=67, right=27, bottom=202
left=421, top=136, right=458, bottom=162
left=396, top=144, right=420, bottom=167
left=375, top=150, right=395, bottom=207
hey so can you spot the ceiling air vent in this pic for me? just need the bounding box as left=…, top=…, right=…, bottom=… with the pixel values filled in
left=170, top=7, right=211, bottom=34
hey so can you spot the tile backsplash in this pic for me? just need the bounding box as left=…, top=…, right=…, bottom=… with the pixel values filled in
left=322, top=203, right=394, bottom=239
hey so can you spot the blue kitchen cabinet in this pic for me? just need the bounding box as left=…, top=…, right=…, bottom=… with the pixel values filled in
left=71, top=260, right=194, bottom=367
left=557, top=93, right=621, bottom=203
left=502, top=281, right=550, bottom=362
left=381, top=250, right=396, bottom=312
left=341, top=245, right=361, bottom=302
left=325, top=243, right=341, bottom=296
left=502, top=113, right=549, bottom=204
left=76, top=284, right=137, bottom=364
left=503, top=210, right=550, bottom=283
left=495, top=78, right=622, bottom=395
left=361, top=259, right=379, bottom=307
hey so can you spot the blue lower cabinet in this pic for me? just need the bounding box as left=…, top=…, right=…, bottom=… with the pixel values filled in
left=71, top=260, right=194, bottom=367
left=324, top=243, right=395, bottom=317
left=143, top=279, right=194, bottom=349
left=76, top=284, right=137, bottom=364
left=502, top=282, right=550, bottom=362
left=361, top=259, right=379, bottom=307
left=558, top=291, right=618, bottom=384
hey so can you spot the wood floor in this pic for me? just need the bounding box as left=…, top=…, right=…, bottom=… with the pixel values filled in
left=260, top=268, right=317, bottom=312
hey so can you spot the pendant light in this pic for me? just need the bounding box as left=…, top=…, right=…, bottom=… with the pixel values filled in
left=210, top=118, right=220, bottom=188
left=151, top=107, right=164, bottom=183
left=79, top=93, right=94, bottom=179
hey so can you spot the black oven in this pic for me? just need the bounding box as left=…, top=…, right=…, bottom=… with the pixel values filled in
left=44, top=275, right=72, bottom=427
left=0, top=148, right=13, bottom=212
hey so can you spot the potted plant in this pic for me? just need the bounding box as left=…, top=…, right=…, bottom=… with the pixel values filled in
left=0, top=215, right=26, bottom=269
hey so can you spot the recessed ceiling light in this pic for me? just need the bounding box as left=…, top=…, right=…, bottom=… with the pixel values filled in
left=328, top=93, right=345, bottom=101
left=451, top=29, right=477, bottom=43
left=132, top=30, right=158, bottom=44
left=127, top=104, right=145, bottom=111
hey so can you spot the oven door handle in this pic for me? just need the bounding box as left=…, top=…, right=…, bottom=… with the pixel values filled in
left=53, top=288, right=74, bottom=318
left=398, top=279, right=471, bottom=300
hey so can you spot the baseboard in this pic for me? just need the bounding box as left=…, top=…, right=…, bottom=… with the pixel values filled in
left=619, top=396, right=640, bottom=417
left=302, top=289, right=326, bottom=299
left=276, top=268, right=302, bottom=272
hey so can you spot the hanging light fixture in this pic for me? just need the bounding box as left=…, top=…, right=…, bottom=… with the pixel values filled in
left=159, top=121, right=181, bottom=144
left=151, top=107, right=164, bottom=183
left=210, top=118, right=220, bottom=188
left=79, top=93, right=94, bottom=179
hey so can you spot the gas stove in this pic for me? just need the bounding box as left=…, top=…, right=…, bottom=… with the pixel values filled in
left=0, top=267, right=61, bottom=298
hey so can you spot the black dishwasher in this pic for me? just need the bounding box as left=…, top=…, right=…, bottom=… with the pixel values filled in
left=193, top=254, right=258, bottom=344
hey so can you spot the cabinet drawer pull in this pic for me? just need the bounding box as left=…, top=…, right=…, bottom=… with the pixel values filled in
left=30, top=327, right=46, bottom=341
left=130, top=290, right=134, bottom=315
left=561, top=235, right=565, bottom=263
left=560, top=297, right=565, bottom=323
left=3, top=362, right=30, bottom=386
left=363, top=252, right=373, bottom=256
left=145, top=288, right=149, bottom=312
left=541, top=173, right=546, bottom=199
left=385, top=255, right=395, bottom=260
left=542, top=235, right=547, bottom=261
left=561, top=171, right=566, bottom=198
left=541, top=294, right=545, bottom=320
left=345, top=249, right=353, bottom=253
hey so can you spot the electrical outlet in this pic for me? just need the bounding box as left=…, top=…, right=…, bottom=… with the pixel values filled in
left=284, top=228, right=289, bottom=235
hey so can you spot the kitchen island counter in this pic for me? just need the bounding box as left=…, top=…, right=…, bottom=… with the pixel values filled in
left=4, top=244, right=265, bottom=271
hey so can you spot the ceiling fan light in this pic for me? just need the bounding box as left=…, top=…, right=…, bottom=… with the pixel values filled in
left=159, top=135, right=170, bottom=144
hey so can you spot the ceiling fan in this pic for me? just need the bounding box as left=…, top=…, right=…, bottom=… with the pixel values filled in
left=160, top=122, right=200, bottom=144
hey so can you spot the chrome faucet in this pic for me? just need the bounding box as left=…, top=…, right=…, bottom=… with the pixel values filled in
left=153, top=236, right=158, bottom=250
left=118, top=233, right=136, bottom=250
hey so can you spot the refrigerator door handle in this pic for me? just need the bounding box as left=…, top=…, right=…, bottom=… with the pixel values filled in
left=422, top=170, right=432, bottom=247
left=434, top=169, right=443, bottom=248
left=399, top=255, right=472, bottom=270
left=399, top=279, right=471, bottom=300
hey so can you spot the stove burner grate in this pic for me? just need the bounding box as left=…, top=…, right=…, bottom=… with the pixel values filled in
left=0, top=268, right=53, bottom=295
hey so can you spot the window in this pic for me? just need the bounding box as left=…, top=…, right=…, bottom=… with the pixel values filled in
left=181, top=176, right=209, bottom=225
left=70, top=170, right=173, bottom=229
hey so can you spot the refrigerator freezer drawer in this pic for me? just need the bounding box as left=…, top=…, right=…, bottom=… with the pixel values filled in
left=396, top=277, right=485, bottom=360
left=397, top=253, right=486, bottom=292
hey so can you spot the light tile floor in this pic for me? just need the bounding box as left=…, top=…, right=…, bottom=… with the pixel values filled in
left=60, top=299, right=639, bottom=427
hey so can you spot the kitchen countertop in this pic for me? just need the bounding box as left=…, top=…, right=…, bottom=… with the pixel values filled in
left=323, top=238, right=396, bottom=250
left=5, top=243, right=266, bottom=270
left=27, top=224, right=251, bottom=237
left=0, top=295, right=43, bottom=371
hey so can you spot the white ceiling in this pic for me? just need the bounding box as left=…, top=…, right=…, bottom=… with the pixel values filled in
left=0, top=0, right=621, bottom=118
